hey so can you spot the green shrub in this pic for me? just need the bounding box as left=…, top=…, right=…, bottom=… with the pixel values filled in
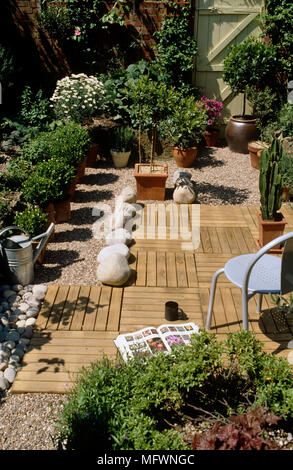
left=3, top=157, right=33, bottom=191
left=20, top=122, right=90, bottom=167
left=55, top=330, right=293, bottom=451
left=20, top=85, right=52, bottom=130
left=13, top=204, right=48, bottom=237
left=22, top=159, right=76, bottom=208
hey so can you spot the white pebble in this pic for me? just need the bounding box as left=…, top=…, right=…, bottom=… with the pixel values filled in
left=4, top=367, right=16, bottom=384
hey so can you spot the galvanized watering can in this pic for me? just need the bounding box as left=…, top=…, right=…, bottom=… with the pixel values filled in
left=0, top=223, right=54, bottom=285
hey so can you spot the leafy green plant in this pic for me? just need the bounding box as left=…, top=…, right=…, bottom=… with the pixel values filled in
left=54, top=330, right=293, bottom=450
left=0, top=189, right=22, bottom=230
left=22, top=158, right=76, bottom=208
left=126, top=76, right=177, bottom=164
left=13, top=204, right=48, bottom=237
left=280, top=152, right=293, bottom=193
left=20, top=122, right=90, bottom=167
left=270, top=293, right=293, bottom=315
left=154, top=3, right=198, bottom=93
left=160, top=94, right=208, bottom=149
left=3, top=157, right=33, bottom=191
left=37, top=0, right=72, bottom=40
left=20, top=85, right=51, bottom=129
left=260, top=0, right=293, bottom=80
left=259, top=138, right=285, bottom=220
left=110, top=125, right=135, bottom=152
left=0, top=43, right=16, bottom=89
left=246, top=86, right=282, bottom=141
left=223, top=37, right=280, bottom=116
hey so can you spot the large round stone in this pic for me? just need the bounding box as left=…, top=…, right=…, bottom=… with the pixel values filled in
left=120, top=186, right=137, bottom=204
left=105, top=228, right=132, bottom=246
left=97, top=244, right=130, bottom=264
left=97, top=253, right=131, bottom=286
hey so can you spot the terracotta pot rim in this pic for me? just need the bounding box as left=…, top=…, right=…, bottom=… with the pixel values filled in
left=134, top=163, right=168, bottom=177
left=257, top=212, right=287, bottom=225
left=173, top=146, right=198, bottom=151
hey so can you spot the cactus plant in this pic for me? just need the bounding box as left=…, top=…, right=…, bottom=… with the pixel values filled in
left=259, top=139, right=285, bottom=220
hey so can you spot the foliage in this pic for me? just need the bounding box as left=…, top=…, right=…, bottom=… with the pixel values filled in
left=110, top=125, right=136, bottom=152
left=277, top=103, right=293, bottom=138
left=20, top=122, right=90, bottom=168
left=2, top=157, right=33, bottom=192
left=0, top=189, right=22, bottom=230
left=50, top=73, right=105, bottom=123
left=260, top=0, right=293, bottom=79
left=0, top=86, right=52, bottom=152
left=0, top=43, right=15, bottom=89
left=223, top=38, right=280, bottom=116
left=20, top=86, right=51, bottom=129
left=270, top=293, right=293, bottom=316
left=160, top=94, right=208, bottom=149
left=199, top=97, right=223, bottom=129
left=153, top=3, right=198, bottom=93
left=280, top=151, right=293, bottom=193
left=246, top=86, right=282, bottom=141
left=22, top=158, right=76, bottom=208
left=37, top=0, right=72, bottom=40
left=259, top=139, right=285, bottom=220
left=192, top=407, right=280, bottom=450
left=126, top=76, right=178, bottom=163
left=55, top=330, right=293, bottom=450
left=13, top=204, right=48, bottom=237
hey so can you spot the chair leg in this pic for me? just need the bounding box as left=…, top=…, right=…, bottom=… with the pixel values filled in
left=257, top=293, right=263, bottom=314
left=205, top=268, right=224, bottom=330
left=242, top=289, right=249, bottom=331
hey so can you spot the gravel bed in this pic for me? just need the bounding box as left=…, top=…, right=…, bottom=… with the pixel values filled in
left=0, top=143, right=289, bottom=450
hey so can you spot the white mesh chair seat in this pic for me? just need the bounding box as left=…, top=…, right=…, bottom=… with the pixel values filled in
left=225, top=254, right=281, bottom=293
left=205, top=232, right=293, bottom=331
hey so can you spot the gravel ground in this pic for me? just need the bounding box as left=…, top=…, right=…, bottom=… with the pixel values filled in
left=0, top=142, right=291, bottom=451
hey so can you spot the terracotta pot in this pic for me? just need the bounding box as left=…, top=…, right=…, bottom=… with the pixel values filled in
left=86, top=144, right=99, bottom=168
left=225, top=116, right=259, bottom=154
left=76, top=156, right=87, bottom=182
left=134, top=163, right=168, bottom=201
left=172, top=146, right=198, bottom=168
left=204, top=129, right=220, bottom=147
left=68, top=178, right=77, bottom=201
left=111, top=150, right=131, bottom=168
left=44, top=203, right=56, bottom=225
left=54, top=198, right=71, bottom=224
left=257, top=212, right=287, bottom=250
left=248, top=142, right=266, bottom=170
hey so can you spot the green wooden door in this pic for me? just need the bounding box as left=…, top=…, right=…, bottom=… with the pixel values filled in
left=194, top=0, right=264, bottom=121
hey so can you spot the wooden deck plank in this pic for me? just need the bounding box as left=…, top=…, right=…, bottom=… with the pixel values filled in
left=156, top=252, right=167, bottom=287
left=82, top=286, right=101, bottom=331
left=107, top=287, right=123, bottom=331
left=136, top=251, right=147, bottom=286
left=166, top=252, right=177, bottom=287
left=185, top=253, right=198, bottom=287
left=70, top=285, right=91, bottom=331
left=175, top=252, right=188, bottom=287
left=46, top=285, right=69, bottom=331
left=94, top=286, right=112, bottom=331
left=147, top=251, right=157, bottom=286
left=35, top=285, right=59, bottom=330
left=58, top=285, right=80, bottom=331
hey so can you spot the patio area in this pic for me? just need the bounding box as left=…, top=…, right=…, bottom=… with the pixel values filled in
left=11, top=204, right=293, bottom=393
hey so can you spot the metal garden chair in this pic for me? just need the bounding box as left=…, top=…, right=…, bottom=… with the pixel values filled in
left=205, top=231, right=293, bottom=331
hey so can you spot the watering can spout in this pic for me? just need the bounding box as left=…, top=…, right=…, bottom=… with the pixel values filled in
left=32, top=223, right=55, bottom=264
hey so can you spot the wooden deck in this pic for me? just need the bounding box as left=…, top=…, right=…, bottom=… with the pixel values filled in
left=11, top=204, right=293, bottom=393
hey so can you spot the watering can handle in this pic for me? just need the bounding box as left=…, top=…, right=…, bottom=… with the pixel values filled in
left=0, top=225, right=31, bottom=240
left=32, top=223, right=55, bottom=264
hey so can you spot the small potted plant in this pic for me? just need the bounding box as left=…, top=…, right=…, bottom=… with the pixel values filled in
left=161, top=94, right=208, bottom=167
left=258, top=138, right=287, bottom=251
left=22, top=158, right=76, bottom=224
left=223, top=37, right=279, bottom=154
left=200, top=96, right=223, bottom=147
left=110, top=125, right=136, bottom=168
left=13, top=204, right=50, bottom=264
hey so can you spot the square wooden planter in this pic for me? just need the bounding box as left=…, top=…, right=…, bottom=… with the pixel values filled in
left=134, top=163, right=168, bottom=201
left=256, top=213, right=287, bottom=253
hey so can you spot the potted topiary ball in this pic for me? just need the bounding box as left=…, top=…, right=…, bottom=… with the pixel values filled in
left=223, top=37, right=280, bottom=154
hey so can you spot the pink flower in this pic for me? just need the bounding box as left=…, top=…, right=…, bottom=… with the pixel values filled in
left=74, top=29, right=81, bottom=36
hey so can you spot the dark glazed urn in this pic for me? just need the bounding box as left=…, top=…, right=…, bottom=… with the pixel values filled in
left=225, top=115, right=258, bottom=154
